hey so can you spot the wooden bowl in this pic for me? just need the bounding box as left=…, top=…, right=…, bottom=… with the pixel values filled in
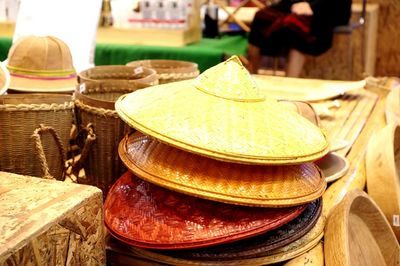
left=324, top=190, right=399, bottom=266
left=315, top=152, right=349, bottom=183
left=366, top=122, right=400, bottom=241
left=385, top=84, right=400, bottom=125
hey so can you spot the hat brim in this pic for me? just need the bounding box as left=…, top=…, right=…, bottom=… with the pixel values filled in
left=115, top=80, right=330, bottom=165
left=104, top=171, right=308, bottom=250
left=119, top=132, right=327, bottom=207
left=7, top=74, right=77, bottom=93
left=0, top=63, right=10, bottom=95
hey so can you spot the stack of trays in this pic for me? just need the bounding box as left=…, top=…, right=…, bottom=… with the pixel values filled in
left=105, top=56, right=330, bottom=265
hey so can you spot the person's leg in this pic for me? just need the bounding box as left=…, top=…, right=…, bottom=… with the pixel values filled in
left=247, top=44, right=262, bottom=74
left=286, top=48, right=306, bottom=77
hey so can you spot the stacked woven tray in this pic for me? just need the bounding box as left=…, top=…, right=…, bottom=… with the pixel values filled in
left=105, top=56, right=331, bottom=265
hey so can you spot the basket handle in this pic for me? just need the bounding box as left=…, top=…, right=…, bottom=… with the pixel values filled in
left=71, top=123, right=96, bottom=176
left=32, top=124, right=67, bottom=180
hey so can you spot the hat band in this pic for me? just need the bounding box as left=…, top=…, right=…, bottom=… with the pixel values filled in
left=7, top=65, right=76, bottom=77
left=10, top=72, right=76, bottom=81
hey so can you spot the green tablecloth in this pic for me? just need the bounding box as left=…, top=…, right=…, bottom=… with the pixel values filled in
left=0, top=35, right=248, bottom=72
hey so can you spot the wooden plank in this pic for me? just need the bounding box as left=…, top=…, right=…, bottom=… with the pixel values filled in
left=0, top=172, right=105, bottom=266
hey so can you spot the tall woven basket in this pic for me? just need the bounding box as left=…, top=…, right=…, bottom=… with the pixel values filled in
left=78, top=65, right=158, bottom=86
left=0, top=94, right=74, bottom=180
left=74, top=80, right=153, bottom=198
left=126, top=59, right=199, bottom=84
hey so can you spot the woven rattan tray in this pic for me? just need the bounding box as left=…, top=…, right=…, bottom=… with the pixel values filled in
left=128, top=213, right=325, bottom=265
left=253, top=75, right=366, bottom=102
left=119, top=132, right=326, bottom=207
left=159, top=198, right=322, bottom=260
left=104, top=171, right=307, bottom=250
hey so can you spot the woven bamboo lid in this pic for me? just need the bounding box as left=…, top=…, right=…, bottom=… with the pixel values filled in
left=6, top=35, right=77, bottom=92
left=119, top=132, right=326, bottom=207
left=116, top=56, right=329, bottom=165
left=0, top=62, right=10, bottom=95
left=366, top=123, right=400, bottom=241
left=126, top=59, right=199, bottom=84
left=324, top=190, right=399, bottom=266
left=160, top=199, right=322, bottom=260
left=129, top=214, right=325, bottom=265
left=104, top=171, right=307, bottom=250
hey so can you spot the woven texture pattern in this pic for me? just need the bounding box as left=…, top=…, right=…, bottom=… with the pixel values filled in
left=116, top=57, right=329, bottom=165
left=162, top=198, right=322, bottom=260
left=119, top=132, right=326, bottom=207
left=78, top=65, right=158, bottom=87
left=0, top=94, right=73, bottom=179
left=74, top=81, right=154, bottom=197
left=129, top=214, right=325, bottom=265
left=104, top=172, right=307, bottom=250
left=126, top=59, right=199, bottom=84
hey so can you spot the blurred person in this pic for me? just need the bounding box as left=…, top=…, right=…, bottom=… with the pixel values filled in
left=247, top=0, right=352, bottom=77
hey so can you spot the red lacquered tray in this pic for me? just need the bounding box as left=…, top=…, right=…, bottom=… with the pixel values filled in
left=104, top=171, right=307, bottom=250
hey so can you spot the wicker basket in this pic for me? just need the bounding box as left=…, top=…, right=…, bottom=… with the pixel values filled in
left=0, top=94, right=74, bottom=180
left=74, top=80, right=151, bottom=198
left=126, top=59, right=199, bottom=84
left=78, top=65, right=158, bottom=86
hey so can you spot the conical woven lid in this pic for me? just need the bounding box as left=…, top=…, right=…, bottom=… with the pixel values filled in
left=116, top=56, right=329, bottom=165
left=129, top=214, right=325, bottom=265
left=6, top=35, right=77, bottom=92
left=119, top=132, right=326, bottom=207
left=104, top=171, right=307, bottom=250
left=160, top=198, right=322, bottom=260
left=0, top=62, right=10, bottom=95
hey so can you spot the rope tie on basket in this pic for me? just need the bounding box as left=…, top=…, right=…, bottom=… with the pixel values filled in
left=158, top=71, right=200, bottom=81
left=71, top=123, right=96, bottom=176
left=32, top=124, right=67, bottom=180
left=0, top=102, right=74, bottom=111
left=74, top=99, right=119, bottom=118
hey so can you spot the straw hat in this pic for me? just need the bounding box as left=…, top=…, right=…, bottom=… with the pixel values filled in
left=0, top=62, right=10, bottom=95
left=6, top=35, right=77, bottom=92
left=119, top=132, right=326, bottom=207
left=104, top=171, right=307, bottom=250
left=116, top=56, right=329, bottom=165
